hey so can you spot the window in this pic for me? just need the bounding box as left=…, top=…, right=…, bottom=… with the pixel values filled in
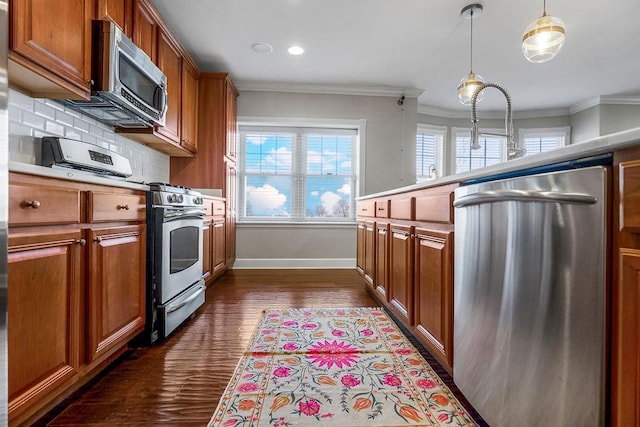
left=519, top=126, right=570, bottom=156
left=416, top=125, right=445, bottom=182
left=238, top=123, right=359, bottom=222
left=454, top=128, right=505, bottom=174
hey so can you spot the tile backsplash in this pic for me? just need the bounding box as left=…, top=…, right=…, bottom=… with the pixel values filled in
left=8, top=88, right=170, bottom=183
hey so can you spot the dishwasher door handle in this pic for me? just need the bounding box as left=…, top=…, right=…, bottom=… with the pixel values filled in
left=453, top=189, right=597, bottom=208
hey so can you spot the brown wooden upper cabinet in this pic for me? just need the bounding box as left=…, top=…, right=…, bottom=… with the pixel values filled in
left=96, top=0, right=132, bottom=37
left=181, top=59, right=199, bottom=153
left=9, top=0, right=94, bottom=99
left=155, top=29, right=182, bottom=144
left=131, top=0, right=158, bottom=61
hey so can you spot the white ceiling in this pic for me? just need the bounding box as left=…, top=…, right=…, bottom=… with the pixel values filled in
left=152, top=0, right=640, bottom=114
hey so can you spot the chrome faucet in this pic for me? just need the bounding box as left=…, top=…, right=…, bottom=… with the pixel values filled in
left=470, top=82, right=526, bottom=160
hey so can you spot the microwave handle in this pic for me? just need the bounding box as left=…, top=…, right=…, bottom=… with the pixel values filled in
left=155, top=85, right=168, bottom=117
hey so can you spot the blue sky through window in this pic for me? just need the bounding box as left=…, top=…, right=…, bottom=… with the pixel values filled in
left=241, top=130, right=355, bottom=220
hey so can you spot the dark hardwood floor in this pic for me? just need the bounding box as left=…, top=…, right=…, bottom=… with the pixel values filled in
left=37, top=269, right=381, bottom=426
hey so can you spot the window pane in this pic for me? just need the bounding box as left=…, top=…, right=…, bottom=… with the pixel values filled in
left=245, top=133, right=293, bottom=174
left=244, top=175, right=291, bottom=218
left=524, top=136, right=562, bottom=156
left=416, top=132, right=436, bottom=178
left=306, top=135, right=352, bottom=175
left=456, top=133, right=504, bottom=173
left=305, top=176, right=352, bottom=218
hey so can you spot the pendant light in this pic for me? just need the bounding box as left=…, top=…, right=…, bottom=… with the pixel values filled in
left=522, top=0, right=566, bottom=63
left=457, top=4, right=485, bottom=106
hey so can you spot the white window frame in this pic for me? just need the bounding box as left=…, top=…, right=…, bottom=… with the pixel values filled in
left=416, top=124, right=446, bottom=183
left=518, top=126, right=571, bottom=156
left=452, top=127, right=507, bottom=174
left=237, top=117, right=363, bottom=224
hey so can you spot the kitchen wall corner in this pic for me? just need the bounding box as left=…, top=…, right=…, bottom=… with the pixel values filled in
left=7, top=88, right=170, bottom=183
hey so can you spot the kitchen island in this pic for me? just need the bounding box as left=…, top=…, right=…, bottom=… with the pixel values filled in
left=356, top=125, right=640, bottom=427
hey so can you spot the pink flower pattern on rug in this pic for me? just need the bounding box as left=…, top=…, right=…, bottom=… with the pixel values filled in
left=209, top=307, right=475, bottom=426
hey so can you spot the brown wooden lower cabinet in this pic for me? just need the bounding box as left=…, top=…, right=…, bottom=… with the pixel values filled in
left=364, top=220, right=375, bottom=286
left=388, top=224, right=413, bottom=325
left=374, top=221, right=389, bottom=302
left=8, top=173, right=148, bottom=425
left=86, top=225, right=146, bottom=363
left=7, top=229, right=82, bottom=421
left=413, top=228, right=453, bottom=373
left=356, top=220, right=365, bottom=274
left=213, top=218, right=226, bottom=275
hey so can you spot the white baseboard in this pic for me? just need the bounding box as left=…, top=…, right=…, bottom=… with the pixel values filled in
left=233, top=258, right=356, bottom=269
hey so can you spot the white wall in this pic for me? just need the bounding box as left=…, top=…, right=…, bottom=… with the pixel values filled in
left=8, top=88, right=170, bottom=183
left=235, top=90, right=417, bottom=268
left=570, top=105, right=600, bottom=143
left=600, top=104, right=640, bottom=136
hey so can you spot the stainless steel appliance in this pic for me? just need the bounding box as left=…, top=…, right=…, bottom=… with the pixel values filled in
left=145, top=183, right=205, bottom=343
left=64, top=20, right=167, bottom=128
left=453, top=164, right=609, bottom=426
left=0, top=0, right=8, bottom=422
left=40, top=136, right=133, bottom=178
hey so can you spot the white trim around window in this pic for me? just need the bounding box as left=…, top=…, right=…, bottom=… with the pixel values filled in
left=237, top=117, right=365, bottom=224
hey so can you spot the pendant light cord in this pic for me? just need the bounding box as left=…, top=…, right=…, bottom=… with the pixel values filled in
left=469, top=8, right=474, bottom=73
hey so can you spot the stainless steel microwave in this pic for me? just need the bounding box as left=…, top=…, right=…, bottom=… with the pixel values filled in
left=64, top=20, right=168, bottom=128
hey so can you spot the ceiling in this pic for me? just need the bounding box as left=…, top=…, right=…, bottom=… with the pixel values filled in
left=151, top=0, right=640, bottom=114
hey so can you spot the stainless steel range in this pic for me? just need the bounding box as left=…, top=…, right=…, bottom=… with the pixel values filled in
left=145, top=183, right=205, bottom=343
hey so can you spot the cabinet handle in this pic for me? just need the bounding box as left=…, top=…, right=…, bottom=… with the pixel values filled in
left=117, top=204, right=130, bottom=210
left=75, top=239, right=86, bottom=246
left=24, top=200, right=41, bottom=209
left=378, top=207, right=384, bottom=210
left=94, top=236, right=103, bottom=243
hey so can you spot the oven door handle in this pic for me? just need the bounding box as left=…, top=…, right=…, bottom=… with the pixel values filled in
left=166, top=286, right=205, bottom=314
left=163, top=210, right=205, bottom=221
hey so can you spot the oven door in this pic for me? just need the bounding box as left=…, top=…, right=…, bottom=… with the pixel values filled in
left=159, top=214, right=203, bottom=304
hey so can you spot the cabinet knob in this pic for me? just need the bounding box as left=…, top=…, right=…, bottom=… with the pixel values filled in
left=24, top=200, right=41, bottom=209
left=94, top=236, right=103, bottom=243
left=75, top=239, right=86, bottom=246
left=117, top=204, right=130, bottom=210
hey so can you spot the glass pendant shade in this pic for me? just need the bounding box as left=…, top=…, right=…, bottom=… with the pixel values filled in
left=457, top=72, right=486, bottom=105
left=522, top=13, right=566, bottom=63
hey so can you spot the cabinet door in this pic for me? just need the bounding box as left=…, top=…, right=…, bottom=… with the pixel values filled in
left=96, top=0, right=131, bottom=36
left=613, top=249, right=640, bottom=426
left=225, top=80, right=238, bottom=160
left=8, top=230, right=82, bottom=421
left=225, top=160, right=236, bottom=267
left=132, top=0, right=157, bottom=61
left=356, top=220, right=365, bottom=274
left=375, top=222, right=389, bottom=302
left=87, top=225, right=146, bottom=362
left=413, top=228, right=454, bottom=372
left=389, top=224, right=413, bottom=325
left=10, top=0, right=93, bottom=97
left=181, top=59, right=199, bottom=153
left=156, top=30, right=182, bottom=144
left=202, top=220, right=212, bottom=281
left=364, top=220, right=375, bottom=287
left=213, top=218, right=226, bottom=274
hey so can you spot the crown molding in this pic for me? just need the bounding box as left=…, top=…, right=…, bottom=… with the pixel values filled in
left=569, top=95, right=640, bottom=115
left=234, top=80, right=424, bottom=98
left=417, top=104, right=570, bottom=120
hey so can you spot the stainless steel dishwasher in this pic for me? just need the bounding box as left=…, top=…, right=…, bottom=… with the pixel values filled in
left=453, top=164, right=609, bottom=426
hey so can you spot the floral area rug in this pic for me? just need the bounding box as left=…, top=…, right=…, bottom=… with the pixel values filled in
left=209, top=307, right=475, bottom=426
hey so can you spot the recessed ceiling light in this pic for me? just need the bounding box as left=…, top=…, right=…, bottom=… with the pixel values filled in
left=251, top=42, right=273, bottom=53
left=288, top=46, right=304, bottom=55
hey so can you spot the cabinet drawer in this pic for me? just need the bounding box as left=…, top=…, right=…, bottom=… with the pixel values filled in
left=88, top=192, right=146, bottom=222
left=203, top=201, right=213, bottom=217
left=390, top=198, right=414, bottom=220
left=375, top=200, right=390, bottom=218
left=415, top=193, right=454, bottom=224
left=357, top=201, right=375, bottom=217
left=9, top=183, right=81, bottom=226
left=212, top=200, right=225, bottom=217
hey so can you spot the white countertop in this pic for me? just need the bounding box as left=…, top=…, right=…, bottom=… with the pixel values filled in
left=9, top=161, right=150, bottom=191
left=360, top=126, right=640, bottom=199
